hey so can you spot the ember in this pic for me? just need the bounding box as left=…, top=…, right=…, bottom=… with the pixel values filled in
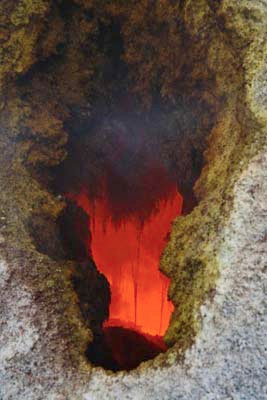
left=68, top=158, right=183, bottom=369
left=72, top=185, right=182, bottom=337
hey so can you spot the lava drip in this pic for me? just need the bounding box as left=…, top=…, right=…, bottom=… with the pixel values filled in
left=73, top=186, right=182, bottom=337
left=68, top=168, right=182, bottom=369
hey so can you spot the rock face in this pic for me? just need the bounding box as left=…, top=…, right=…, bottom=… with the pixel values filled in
left=0, top=0, right=267, bottom=399
left=82, top=152, right=267, bottom=399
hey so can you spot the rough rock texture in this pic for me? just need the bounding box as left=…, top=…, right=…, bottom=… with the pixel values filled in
left=0, top=0, right=267, bottom=399
left=82, top=151, right=267, bottom=400
left=1, top=151, right=266, bottom=400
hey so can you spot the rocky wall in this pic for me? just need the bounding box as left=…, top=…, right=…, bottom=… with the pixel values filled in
left=0, top=0, right=267, bottom=399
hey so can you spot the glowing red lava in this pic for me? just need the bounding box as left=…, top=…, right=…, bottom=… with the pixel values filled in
left=71, top=183, right=183, bottom=339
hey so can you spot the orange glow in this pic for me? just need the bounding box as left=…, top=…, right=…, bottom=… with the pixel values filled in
left=70, top=182, right=183, bottom=338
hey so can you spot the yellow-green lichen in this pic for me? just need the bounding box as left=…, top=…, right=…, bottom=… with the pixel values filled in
left=10, top=0, right=50, bottom=26
left=160, top=0, right=266, bottom=353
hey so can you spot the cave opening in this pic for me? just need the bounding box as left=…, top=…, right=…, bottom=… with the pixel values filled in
left=51, top=89, right=213, bottom=370
left=18, top=1, right=218, bottom=372
left=55, top=106, right=185, bottom=371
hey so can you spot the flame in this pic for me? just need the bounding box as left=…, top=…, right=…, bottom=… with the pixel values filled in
left=71, top=183, right=183, bottom=338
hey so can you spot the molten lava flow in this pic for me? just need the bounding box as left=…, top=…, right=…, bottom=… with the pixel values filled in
left=71, top=185, right=183, bottom=338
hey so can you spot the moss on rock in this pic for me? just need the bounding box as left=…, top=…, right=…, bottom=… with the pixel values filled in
left=161, top=0, right=267, bottom=351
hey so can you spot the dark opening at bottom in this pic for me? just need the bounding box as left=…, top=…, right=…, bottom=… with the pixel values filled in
left=87, top=327, right=167, bottom=372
